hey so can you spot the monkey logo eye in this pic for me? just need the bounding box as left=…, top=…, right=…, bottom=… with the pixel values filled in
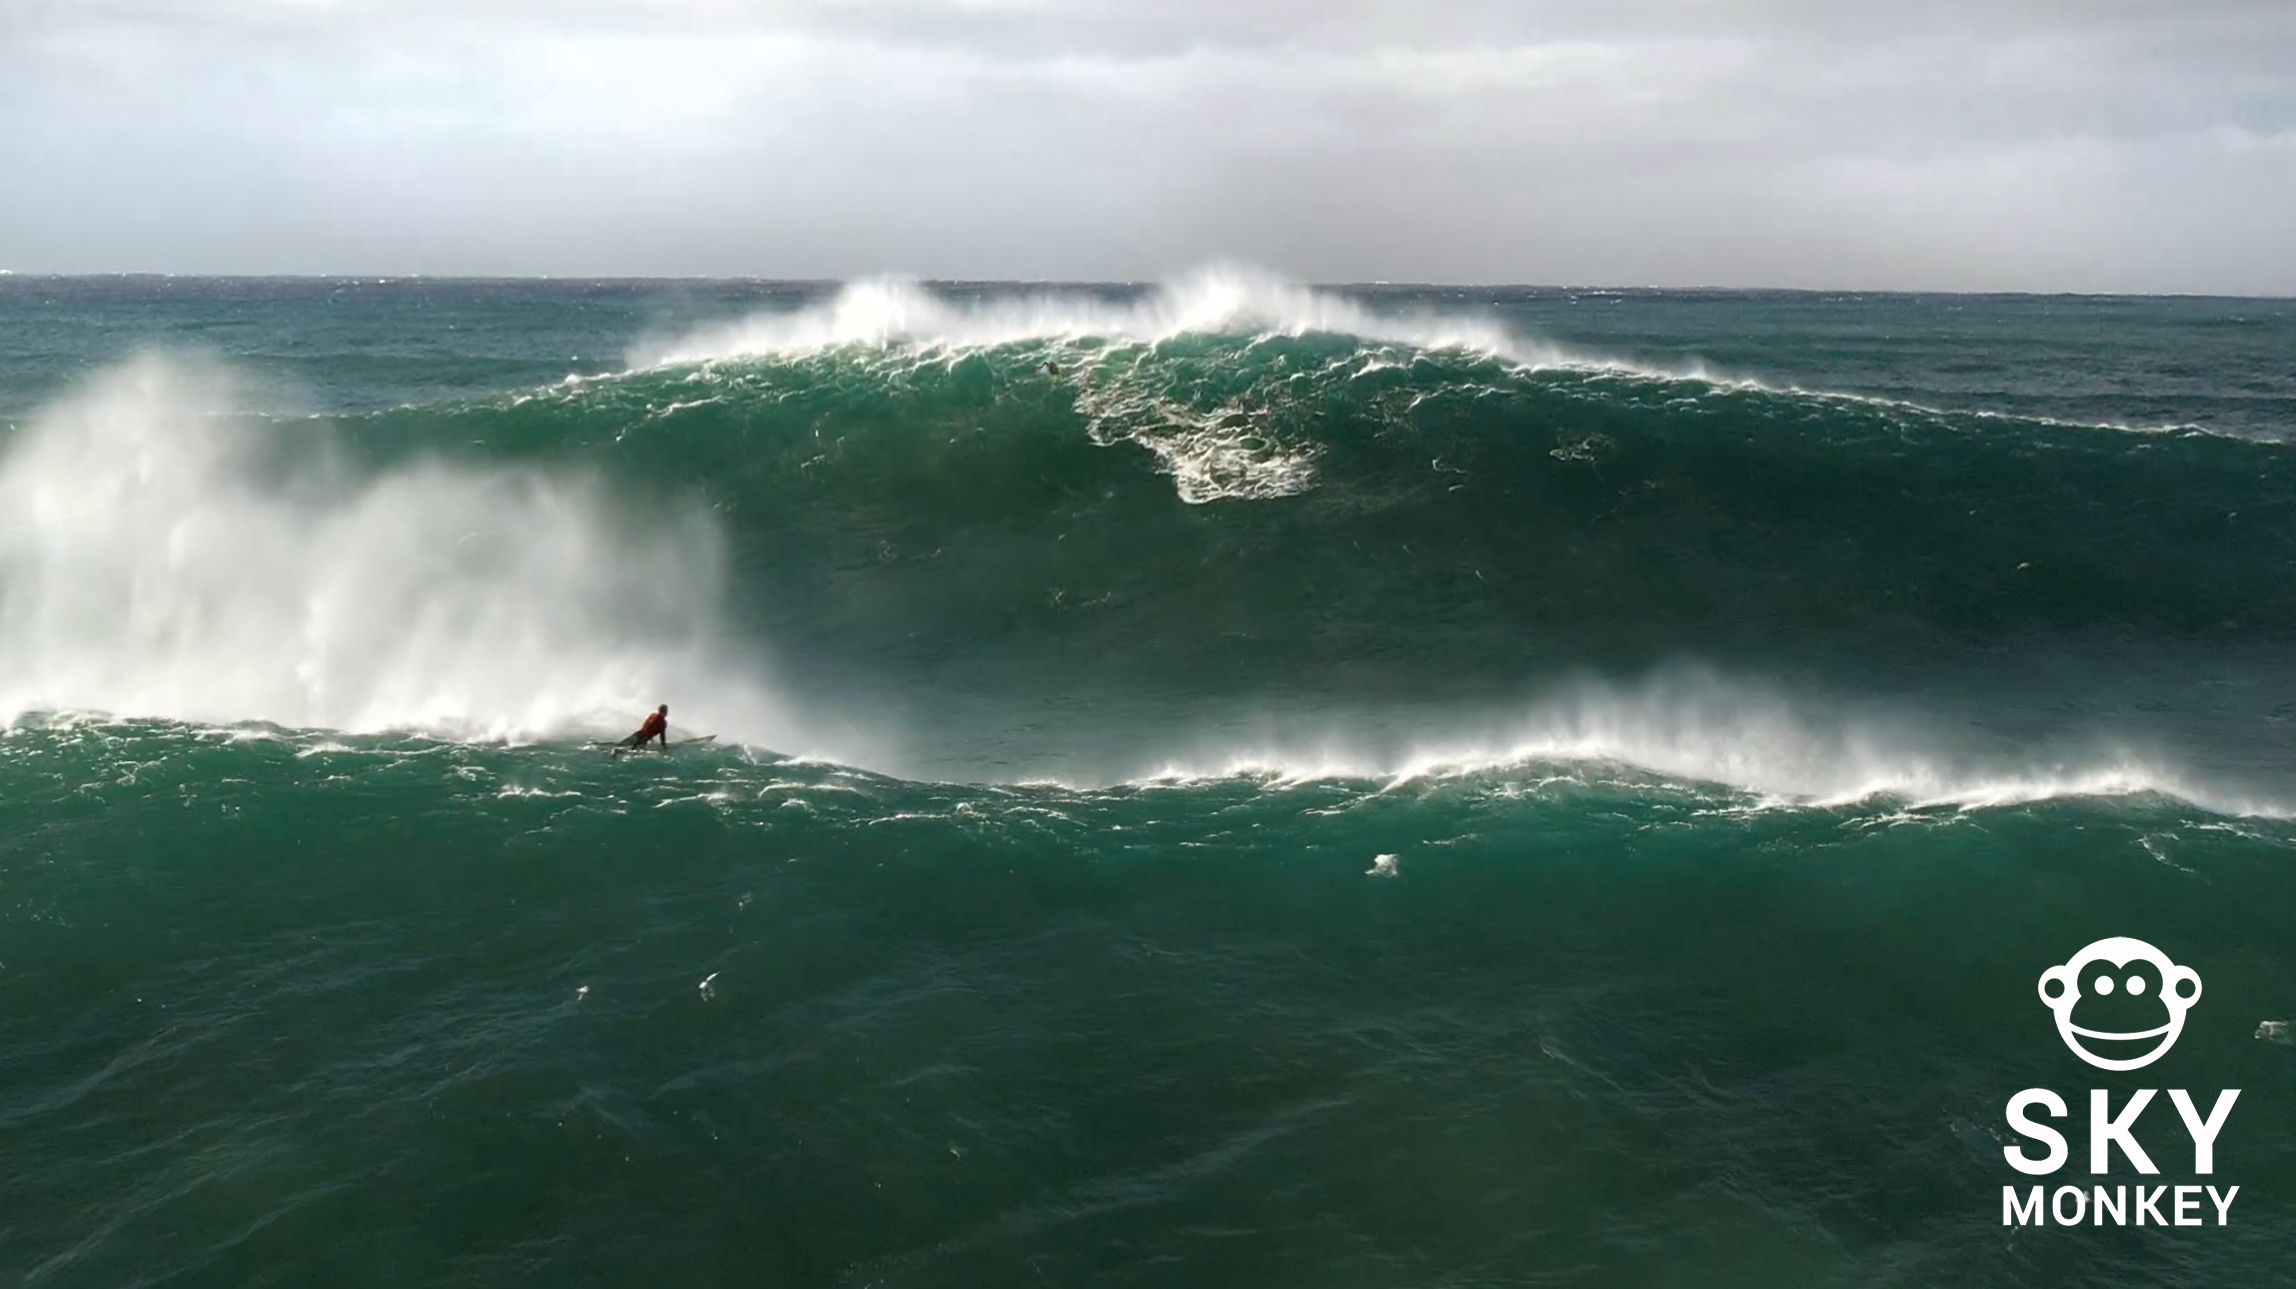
left=2037, top=936, right=2202, bottom=1071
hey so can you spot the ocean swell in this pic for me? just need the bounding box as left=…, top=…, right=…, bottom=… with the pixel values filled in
left=9, top=283, right=2296, bottom=817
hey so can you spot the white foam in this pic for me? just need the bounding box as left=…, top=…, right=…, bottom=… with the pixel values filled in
left=628, top=267, right=2227, bottom=444
left=0, top=355, right=796, bottom=745
left=629, top=265, right=1567, bottom=369
left=1124, top=669, right=2291, bottom=818
left=1064, top=348, right=1333, bottom=504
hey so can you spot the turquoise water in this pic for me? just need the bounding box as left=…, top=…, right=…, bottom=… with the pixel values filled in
left=3, top=276, right=2295, bottom=1287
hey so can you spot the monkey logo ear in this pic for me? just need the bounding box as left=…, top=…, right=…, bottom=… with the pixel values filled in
left=2037, top=936, right=2201, bottom=1072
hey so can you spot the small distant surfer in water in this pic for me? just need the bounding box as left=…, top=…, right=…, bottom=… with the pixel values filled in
left=619, top=704, right=669, bottom=755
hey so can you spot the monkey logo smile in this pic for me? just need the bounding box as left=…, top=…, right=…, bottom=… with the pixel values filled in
left=2037, top=936, right=2202, bottom=1071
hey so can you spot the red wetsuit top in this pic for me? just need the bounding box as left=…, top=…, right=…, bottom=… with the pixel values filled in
left=637, top=712, right=668, bottom=740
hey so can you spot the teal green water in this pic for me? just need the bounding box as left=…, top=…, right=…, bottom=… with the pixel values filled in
left=3, top=278, right=2295, bottom=1287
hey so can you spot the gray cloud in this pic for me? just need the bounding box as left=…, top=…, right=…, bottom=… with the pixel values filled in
left=2, top=0, right=2291, bottom=289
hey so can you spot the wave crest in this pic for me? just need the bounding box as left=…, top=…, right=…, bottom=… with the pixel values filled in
left=1128, top=670, right=2289, bottom=818
left=628, top=265, right=1570, bottom=368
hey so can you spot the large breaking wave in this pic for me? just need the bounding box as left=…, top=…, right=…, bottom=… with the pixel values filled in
left=7, top=272, right=2295, bottom=812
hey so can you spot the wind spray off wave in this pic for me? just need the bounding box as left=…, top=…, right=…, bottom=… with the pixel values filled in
left=628, top=266, right=1567, bottom=368
left=0, top=355, right=789, bottom=742
left=1124, top=668, right=2290, bottom=817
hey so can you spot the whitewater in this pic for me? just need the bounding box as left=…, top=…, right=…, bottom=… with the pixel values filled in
left=5, top=272, right=2292, bottom=812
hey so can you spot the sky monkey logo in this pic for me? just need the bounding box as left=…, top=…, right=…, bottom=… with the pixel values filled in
left=2037, top=936, right=2204, bottom=1071
left=2001, top=936, right=2243, bottom=1228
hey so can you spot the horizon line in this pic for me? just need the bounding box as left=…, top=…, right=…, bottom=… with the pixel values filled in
left=0, top=271, right=2289, bottom=303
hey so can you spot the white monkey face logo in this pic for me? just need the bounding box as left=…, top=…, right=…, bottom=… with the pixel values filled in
left=2037, top=936, right=2202, bottom=1071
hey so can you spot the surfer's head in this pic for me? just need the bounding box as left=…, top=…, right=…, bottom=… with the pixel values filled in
left=658, top=704, right=669, bottom=716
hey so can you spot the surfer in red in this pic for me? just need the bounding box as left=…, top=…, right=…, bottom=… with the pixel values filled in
left=621, top=704, right=669, bottom=754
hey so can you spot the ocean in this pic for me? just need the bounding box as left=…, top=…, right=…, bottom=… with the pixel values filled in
left=2, top=273, right=2293, bottom=1287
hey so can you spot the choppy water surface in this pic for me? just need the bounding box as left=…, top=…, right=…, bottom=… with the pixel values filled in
left=3, top=275, right=2294, bottom=1287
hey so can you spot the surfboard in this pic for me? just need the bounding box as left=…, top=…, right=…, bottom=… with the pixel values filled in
left=596, top=733, right=717, bottom=756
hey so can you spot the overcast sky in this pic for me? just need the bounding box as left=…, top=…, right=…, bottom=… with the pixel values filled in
left=3, top=0, right=2292, bottom=290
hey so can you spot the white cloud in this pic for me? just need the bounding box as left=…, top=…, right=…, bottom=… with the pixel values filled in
left=1, top=0, right=2290, bottom=288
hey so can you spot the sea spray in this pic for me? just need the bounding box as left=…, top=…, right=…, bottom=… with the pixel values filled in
left=0, top=355, right=787, bottom=742
left=626, top=266, right=1558, bottom=369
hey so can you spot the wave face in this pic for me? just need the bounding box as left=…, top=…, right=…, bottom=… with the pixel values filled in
left=311, top=274, right=2296, bottom=798
left=5, top=276, right=2296, bottom=1289
left=8, top=276, right=2296, bottom=797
